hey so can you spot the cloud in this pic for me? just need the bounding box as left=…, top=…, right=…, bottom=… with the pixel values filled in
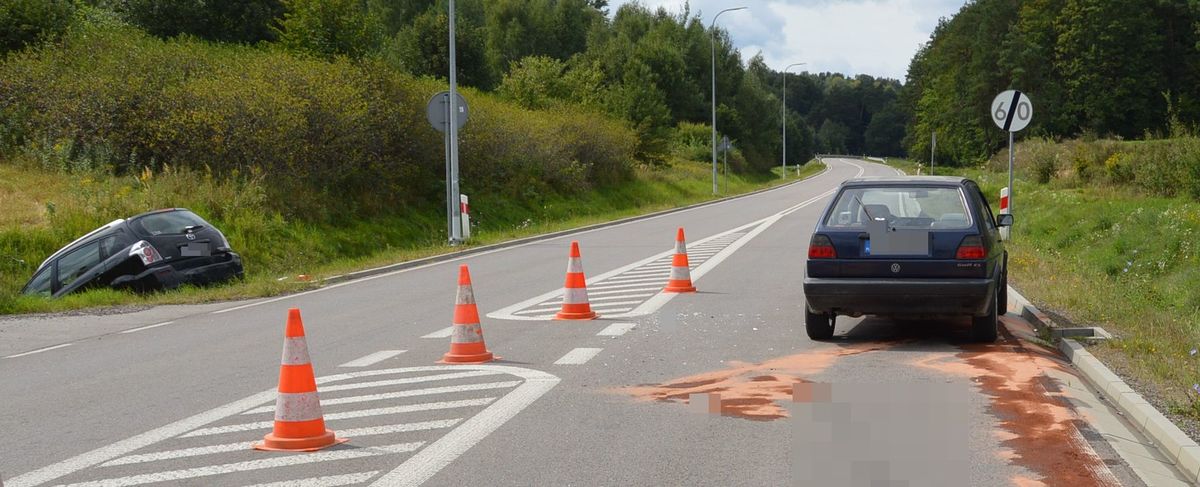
left=608, top=0, right=965, bottom=80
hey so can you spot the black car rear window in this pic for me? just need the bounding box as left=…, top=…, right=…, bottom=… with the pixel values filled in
left=134, top=210, right=208, bottom=236
left=825, top=186, right=973, bottom=229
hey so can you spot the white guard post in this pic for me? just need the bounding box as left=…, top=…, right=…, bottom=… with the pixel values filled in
left=999, top=187, right=1010, bottom=241
left=460, top=194, right=471, bottom=240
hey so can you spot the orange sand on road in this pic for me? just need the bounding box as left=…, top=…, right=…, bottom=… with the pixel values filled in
left=622, top=343, right=890, bottom=420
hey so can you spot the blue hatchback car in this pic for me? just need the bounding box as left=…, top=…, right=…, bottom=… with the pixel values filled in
left=802, top=176, right=1013, bottom=342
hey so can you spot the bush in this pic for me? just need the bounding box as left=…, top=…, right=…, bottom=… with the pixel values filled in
left=0, top=0, right=74, bottom=55
left=0, top=17, right=637, bottom=221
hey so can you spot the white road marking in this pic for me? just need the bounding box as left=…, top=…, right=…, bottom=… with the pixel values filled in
left=337, top=418, right=462, bottom=437
left=209, top=163, right=833, bottom=316
left=100, top=442, right=252, bottom=467
left=338, top=350, right=406, bottom=367
left=59, top=443, right=422, bottom=487
left=182, top=398, right=497, bottom=437
left=119, top=322, right=174, bottom=334
left=321, top=370, right=503, bottom=393
left=597, top=322, right=637, bottom=336
left=615, top=268, right=670, bottom=276
left=554, top=348, right=603, bottom=365
left=241, top=381, right=521, bottom=414
left=587, top=281, right=672, bottom=291
left=242, top=472, right=380, bottom=487
left=4, top=343, right=72, bottom=359
left=8, top=365, right=557, bottom=487
left=595, top=276, right=670, bottom=285
left=587, top=287, right=661, bottom=296
left=589, top=293, right=657, bottom=302
left=421, top=327, right=454, bottom=338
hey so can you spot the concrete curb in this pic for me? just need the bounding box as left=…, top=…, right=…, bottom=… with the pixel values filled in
left=319, top=161, right=834, bottom=285
left=1008, top=286, right=1200, bottom=483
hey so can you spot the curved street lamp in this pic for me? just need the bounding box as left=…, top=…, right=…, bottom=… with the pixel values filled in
left=711, top=6, right=747, bottom=195
left=782, top=62, right=806, bottom=178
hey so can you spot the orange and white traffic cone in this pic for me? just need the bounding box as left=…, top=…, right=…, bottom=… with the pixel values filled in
left=555, top=240, right=598, bottom=320
left=439, top=265, right=496, bottom=364
left=664, top=227, right=697, bottom=293
left=254, top=308, right=347, bottom=452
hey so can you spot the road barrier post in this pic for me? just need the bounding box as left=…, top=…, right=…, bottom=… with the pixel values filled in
left=999, top=187, right=1010, bottom=241
left=460, top=194, right=471, bottom=240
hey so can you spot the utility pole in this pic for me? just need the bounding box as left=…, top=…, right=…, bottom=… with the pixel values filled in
left=782, top=62, right=805, bottom=179
left=710, top=7, right=746, bottom=195
left=447, top=0, right=462, bottom=244
left=930, top=130, right=936, bottom=176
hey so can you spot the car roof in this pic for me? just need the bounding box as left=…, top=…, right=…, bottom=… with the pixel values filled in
left=37, top=218, right=126, bottom=271
left=840, top=176, right=969, bottom=186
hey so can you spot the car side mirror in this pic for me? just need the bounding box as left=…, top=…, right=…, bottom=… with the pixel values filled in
left=997, top=214, right=1014, bottom=227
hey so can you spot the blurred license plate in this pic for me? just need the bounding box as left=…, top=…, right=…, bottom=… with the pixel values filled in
left=181, top=242, right=210, bottom=257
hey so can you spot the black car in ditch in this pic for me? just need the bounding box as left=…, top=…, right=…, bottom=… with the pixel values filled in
left=20, top=208, right=244, bottom=298
left=802, top=176, right=1013, bottom=342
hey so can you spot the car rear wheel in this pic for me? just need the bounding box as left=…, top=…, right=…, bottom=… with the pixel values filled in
left=971, top=294, right=999, bottom=343
left=805, top=307, right=835, bottom=340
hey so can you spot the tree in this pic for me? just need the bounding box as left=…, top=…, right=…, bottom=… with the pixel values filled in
left=1, top=0, right=74, bottom=54
left=384, top=8, right=491, bottom=88
left=114, top=0, right=284, bottom=44
left=275, top=0, right=384, bottom=58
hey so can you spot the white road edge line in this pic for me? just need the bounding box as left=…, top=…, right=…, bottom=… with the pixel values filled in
left=338, top=350, right=406, bottom=368
left=6, top=365, right=557, bottom=487
left=242, top=472, right=382, bottom=487
left=421, top=327, right=454, bottom=338
left=119, top=322, right=174, bottom=334
left=554, top=348, right=603, bottom=365
left=597, top=322, right=637, bottom=336
left=210, top=163, right=835, bottom=316
left=4, top=343, right=72, bottom=359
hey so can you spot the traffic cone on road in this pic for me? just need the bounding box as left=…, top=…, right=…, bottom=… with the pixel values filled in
left=254, top=308, right=347, bottom=452
left=440, top=265, right=496, bottom=363
left=555, top=241, right=598, bottom=320
left=664, top=228, right=697, bottom=293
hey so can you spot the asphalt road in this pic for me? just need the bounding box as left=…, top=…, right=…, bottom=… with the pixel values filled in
left=0, top=158, right=1183, bottom=486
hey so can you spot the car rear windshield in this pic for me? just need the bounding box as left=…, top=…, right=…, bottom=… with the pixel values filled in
left=824, top=186, right=972, bottom=229
left=133, top=210, right=208, bottom=236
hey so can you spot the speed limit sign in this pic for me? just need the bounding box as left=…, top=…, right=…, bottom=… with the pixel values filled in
left=991, top=90, right=1033, bottom=132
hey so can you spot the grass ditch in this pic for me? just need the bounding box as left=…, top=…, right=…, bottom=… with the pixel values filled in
left=882, top=151, right=1200, bottom=425
left=0, top=159, right=824, bottom=315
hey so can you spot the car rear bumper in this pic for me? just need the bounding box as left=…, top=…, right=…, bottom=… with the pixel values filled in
left=120, top=252, right=244, bottom=291
left=803, top=277, right=995, bottom=317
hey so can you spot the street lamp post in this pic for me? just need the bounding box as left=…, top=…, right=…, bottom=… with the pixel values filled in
left=781, top=62, right=805, bottom=179
left=711, top=6, right=746, bottom=195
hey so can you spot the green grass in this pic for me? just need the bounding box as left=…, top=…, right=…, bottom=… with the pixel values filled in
left=0, top=158, right=824, bottom=315
left=881, top=155, right=1200, bottom=421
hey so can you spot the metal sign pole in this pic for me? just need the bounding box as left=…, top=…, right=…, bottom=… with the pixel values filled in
left=930, top=131, right=936, bottom=176
left=447, top=0, right=462, bottom=244
left=443, top=94, right=453, bottom=243
left=1008, top=130, right=1014, bottom=225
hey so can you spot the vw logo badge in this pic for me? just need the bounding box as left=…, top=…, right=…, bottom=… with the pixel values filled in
left=186, top=233, right=196, bottom=241
left=890, top=263, right=901, bottom=273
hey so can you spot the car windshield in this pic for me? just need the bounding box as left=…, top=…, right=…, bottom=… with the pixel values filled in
left=134, top=210, right=208, bottom=236
left=825, top=186, right=971, bottom=229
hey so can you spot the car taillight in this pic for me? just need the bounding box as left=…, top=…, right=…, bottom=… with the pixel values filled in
left=956, top=235, right=986, bottom=259
left=808, top=234, right=837, bottom=259
left=129, top=240, right=163, bottom=265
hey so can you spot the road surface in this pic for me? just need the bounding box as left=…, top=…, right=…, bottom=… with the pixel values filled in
left=1, top=158, right=1191, bottom=486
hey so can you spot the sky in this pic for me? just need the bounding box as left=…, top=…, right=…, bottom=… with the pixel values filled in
left=606, top=0, right=966, bottom=81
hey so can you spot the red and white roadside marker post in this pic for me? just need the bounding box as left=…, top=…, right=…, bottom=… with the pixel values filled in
left=460, top=194, right=471, bottom=240
left=999, top=187, right=1010, bottom=240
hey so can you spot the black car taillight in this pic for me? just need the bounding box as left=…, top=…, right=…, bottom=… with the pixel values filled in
left=808, top=234, right=837, bottom=259
left=956, top=235, right=986, bottom=260
left=129, top=240, right=164, bottom=265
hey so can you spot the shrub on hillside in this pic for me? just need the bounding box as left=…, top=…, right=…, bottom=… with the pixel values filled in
left=0, top=17, right=637, bottom=220
left=0, top=0, right=74, bottom=55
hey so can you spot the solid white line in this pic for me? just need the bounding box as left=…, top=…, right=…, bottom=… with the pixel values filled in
left=242, top=381, right=521, bottom=414
left=211, top=164, right=833, bottom=317
left=337, top=418, right=462, bottom=437
left=4, top=343, right=72, bottom=359
left=183, top=398, right=496, bottom=437
left=597, top=322, right=637, bottom=336
left=339, top=350, right=406, bottom=368
left=421, top=327, right=454, bottom=338
left=242, top=472, right=381, bottom=487
left=554, top=348, right=603, bottom=365
left=120, top=322, right=174, bottom=334
left=101, top=442, right=252, bottom=467
left=321, top=370, right=503, bottom=392
left=368, top=368, right=560, bottom=487
left=60, top=444, right=422, bottom=487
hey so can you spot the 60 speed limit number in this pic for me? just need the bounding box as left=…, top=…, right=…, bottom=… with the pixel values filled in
left=991, top=90, right=1033, bottom=132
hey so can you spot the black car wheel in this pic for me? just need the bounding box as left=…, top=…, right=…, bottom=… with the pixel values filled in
left=805, top=306, right=835, bottom=340
left=971, top=293, right=999, bottom=343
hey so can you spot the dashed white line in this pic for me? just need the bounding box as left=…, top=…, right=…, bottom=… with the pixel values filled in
left=182, top=398, right=497, bottom=437
left=120, top=322, right=174, bottom=334
left=4, top=343, right=72, bottom=359
left=421, top=327, right=454, bottom=338
left=554, top=348, right=603, bottom=365
left=242, top=472, right=381, bottom=487
left=241, top=381, right=521, bottom=414
left=338, top=350, right=406, bottom=367
left=597, top=322, right=637, bottom=336
left=59, top=443, right=422, bottom=487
